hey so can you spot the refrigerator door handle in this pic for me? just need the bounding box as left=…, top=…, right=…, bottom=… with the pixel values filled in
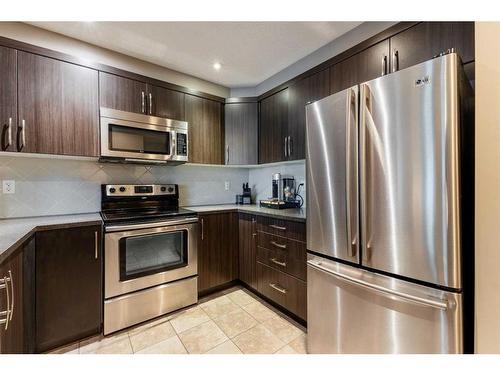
left=345, top=87, right=359, bottom=259
left=307, top=260, right=449, bottom=310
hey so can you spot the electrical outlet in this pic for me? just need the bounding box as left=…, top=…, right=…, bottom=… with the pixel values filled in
left=3, top=180, right=15, bottom=194
left=224, top=181, right=230, bottom=191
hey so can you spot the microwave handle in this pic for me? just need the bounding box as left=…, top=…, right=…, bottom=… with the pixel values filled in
left=171, top=131, right=177, bottom=156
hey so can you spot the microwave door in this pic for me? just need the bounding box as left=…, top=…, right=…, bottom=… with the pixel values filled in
left=305, top=86, right=359, bottom=264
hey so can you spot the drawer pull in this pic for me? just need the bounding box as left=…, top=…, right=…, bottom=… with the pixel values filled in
left=269, top=224, right=287, bottom=231
left=270, top=258, right=286, bottom=267
left=271, top=240, right=287, bottom=249
left=269, top=283, right=287, bottom=294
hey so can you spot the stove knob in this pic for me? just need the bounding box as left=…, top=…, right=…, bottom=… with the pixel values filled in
left=109, top=187, right=116, bottom=194
left=119, top=186, right=126, bottom=192
left=160, top=186, right=167, bottom=192
left=168, top=187, right=174, bottom=193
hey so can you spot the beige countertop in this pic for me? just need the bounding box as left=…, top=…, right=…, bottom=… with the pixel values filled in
left=0, top=213, right=102, bottom=263
left=185, top=204, right=306, bottom=222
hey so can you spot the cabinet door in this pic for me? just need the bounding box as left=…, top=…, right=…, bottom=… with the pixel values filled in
left=390, top=22, right=475, bottom=72
left=331, top=40, right=390, bottom=94
left=198, top=213, right=239, bottom=293
left=238, top=214, right=257, bottom=289
left=225, top=102, right=258, bottom=165
left=287, top=69, right=330, bottom=160
left=99, top=72, right=147, bottom=114
left=147, top=84, right=185, bottom=120
left=185, top=95, right=224, bottom=164
left=259, top=89, right=288, bottom=164
left=17, top=52, right=99, bottom=156
left=0, top=46, right=17, bottom=152
left=35, top=225, right=101, bottom=353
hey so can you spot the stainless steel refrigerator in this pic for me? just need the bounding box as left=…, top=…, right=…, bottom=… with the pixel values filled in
left=305, top=53, right=474, bottom=354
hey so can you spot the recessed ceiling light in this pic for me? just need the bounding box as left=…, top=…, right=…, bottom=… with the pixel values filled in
left=213, top=62, right=222, bottom=71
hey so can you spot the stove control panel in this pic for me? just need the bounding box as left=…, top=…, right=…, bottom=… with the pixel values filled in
left=104, top=184, right=177, bottom=197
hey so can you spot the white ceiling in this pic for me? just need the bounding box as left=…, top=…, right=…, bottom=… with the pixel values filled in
left=28, top=22, right=361, bottom=88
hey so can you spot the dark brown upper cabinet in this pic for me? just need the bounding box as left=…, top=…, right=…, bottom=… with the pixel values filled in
left=99, top=72, right=148, bottom=114
left=35, top=225, right=102, bottom=353
left=225, top=100, right=258, bottom=165
left=198, top=213, right=239, bottom=294
left=389, top=22, right=475, bottom=73
left=147, top=84, right=185, bottom=120
left=17, top=52, right=99, bottom=156
left=0, top=46, right=17, bottom=152
left=185, top=94, right=224, bottom=164
left=330, top=40, right=390, bottom=94
left=259, top=88, right=288, bottom=164
left=287, top=69, right=330, bottom=160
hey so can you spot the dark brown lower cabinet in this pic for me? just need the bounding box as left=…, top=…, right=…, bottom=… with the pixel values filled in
left=238, top=214, right=257, bottom=289
left=198, top=213, right=239, bottom=293
left=35, top=225, right=102, bottom=353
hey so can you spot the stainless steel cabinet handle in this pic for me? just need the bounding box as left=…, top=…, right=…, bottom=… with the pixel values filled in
left=0, top=275, right=9, bottom=329
left=269, top=224, right=286, bottom=231
left=94, top=231, right=99, bottom=260
left=284, top=137, right=287, bottom=158
left=252, top=218, right=257, bottom=237
left=381, top=55, right=387, bottom=76
left=269, top=283, right=287, bottom=294
left=226, top=145, right=229, bottom=164
left=141, top=91, right=146, bottom=113
left=307, top=260, right=448, bottom=310
left=270, top=258, right=286, bottom=267
left=270, top=240, right=287, bottom=249
left=149, top=92, right=153, bottom=115
left=392, top=50, right=399, bottom=73
left=288, top=136, right=292, bottom=157
left=18, top=119, right=26, bottom=151
left=6, top=117, right=12, bottom=148
left=201, top=218, right=204, bottom=240
left=8, top=271, right=13, bottom=324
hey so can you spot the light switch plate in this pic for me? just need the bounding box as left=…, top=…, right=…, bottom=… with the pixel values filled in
left=3, top=180, right=15, bottom=194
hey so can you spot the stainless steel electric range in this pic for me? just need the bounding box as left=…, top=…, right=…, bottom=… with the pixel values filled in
left=100, top=184, right=198, bottom=335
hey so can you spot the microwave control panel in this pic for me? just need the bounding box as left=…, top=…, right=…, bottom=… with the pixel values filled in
left=177, top=133, right=187, bottom=156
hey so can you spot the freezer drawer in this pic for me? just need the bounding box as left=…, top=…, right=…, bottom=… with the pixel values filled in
left=307, top=255, right=463, bottom=354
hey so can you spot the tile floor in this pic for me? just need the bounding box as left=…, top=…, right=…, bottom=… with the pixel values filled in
left=50, top=286, right=307, bottom=355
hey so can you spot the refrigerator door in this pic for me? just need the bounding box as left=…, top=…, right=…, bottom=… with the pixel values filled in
left=307, top=254, right=463, bottom=354
left=359, top=53, right=462, bottom=289
left=305, top=86, right=359, bottom=264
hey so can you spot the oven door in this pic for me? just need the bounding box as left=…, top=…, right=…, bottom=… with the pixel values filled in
left=100, top=116, right=174, bottom=161
left=104, top=219, right=198, bottom=298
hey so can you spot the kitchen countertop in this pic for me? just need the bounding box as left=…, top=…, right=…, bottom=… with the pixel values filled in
left=0, top=213, right=102, bottom=263
left=185, top=204, right=306, bottom=223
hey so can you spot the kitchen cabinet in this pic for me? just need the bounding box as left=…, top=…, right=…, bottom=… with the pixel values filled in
left=259, top=88, right=288, bottom=164
left=147, top=84, right=185, bottom=120
left=0, top=238, right=34, bottom=354
left=185, top=94, right=224, bottom=164
left=99, top=72, right=148, bottom=114
left=0, top=46, right=17, bottom=152
left=198, top=212, right=239, bottom=293
left=238, top=213, right=258, bottom=289
left=287, top=69, right=330, bottom=160
left=330, top=40, right=390, bottom=94
left=17, top=51, right=99, bottom=156
left=389, top=22, right=475, bottom=72
left=225, top=100, right=258, bottom=165
left=35, top=225, right=101, bottom=353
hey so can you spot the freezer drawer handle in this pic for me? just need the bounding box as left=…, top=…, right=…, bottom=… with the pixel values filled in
left=269, top=283, right=287, bottom=294
left=307, top=260, right=449, bottom=310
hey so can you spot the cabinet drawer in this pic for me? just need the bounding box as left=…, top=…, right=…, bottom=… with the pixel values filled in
left=257, top=232, right=306, bottom=260
left=256, top=262, right=307, bottom=320
left=257, top=216, right=306, bottom=242
left=257, top=246, right=306, bottom=281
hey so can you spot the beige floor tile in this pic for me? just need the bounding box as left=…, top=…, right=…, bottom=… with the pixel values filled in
left=178, top=320, right=228, bottom=354
left=136, top=335, right=187, bottom=354
left=275, top=345, right=298, bottom=354
left=47, top=341, right=79, bottom=354
left=213, top=308, right=258, bottom=338
left=226, top=289, right=256, bottom=307
left=233, top=324, right=285, bottom=354
left=93, top=337, right=133, bottom=354
left=288, top=334, right=307, bottom=354
left=263, top=316, right=303, bottom=344
left=170, top=306, right=211, bottom=334
left=205, top=340, right=242, bottom=354
left=241, top=301, right=278, bottom=323
left=129, top=321, right=176, bottom=353
left=199, top=295, right=241, bottom=319
left=79, top=332, right=129, bottom=354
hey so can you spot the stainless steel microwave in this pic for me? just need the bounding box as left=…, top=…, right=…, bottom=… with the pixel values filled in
left=99, top=107, right=188, bottom=164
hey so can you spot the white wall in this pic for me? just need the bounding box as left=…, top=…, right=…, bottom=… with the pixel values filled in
left=475, top=22, right=500, bottom=353
left=0, top=22, right=230, bottom=98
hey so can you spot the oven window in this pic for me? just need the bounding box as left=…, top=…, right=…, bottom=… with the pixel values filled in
left=109, top=124, right=171, bottom=155
left=119, top=230, right=187, bottom=281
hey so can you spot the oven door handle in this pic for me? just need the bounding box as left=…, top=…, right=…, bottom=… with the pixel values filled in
left=105, top=217, right=199, bottom=232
